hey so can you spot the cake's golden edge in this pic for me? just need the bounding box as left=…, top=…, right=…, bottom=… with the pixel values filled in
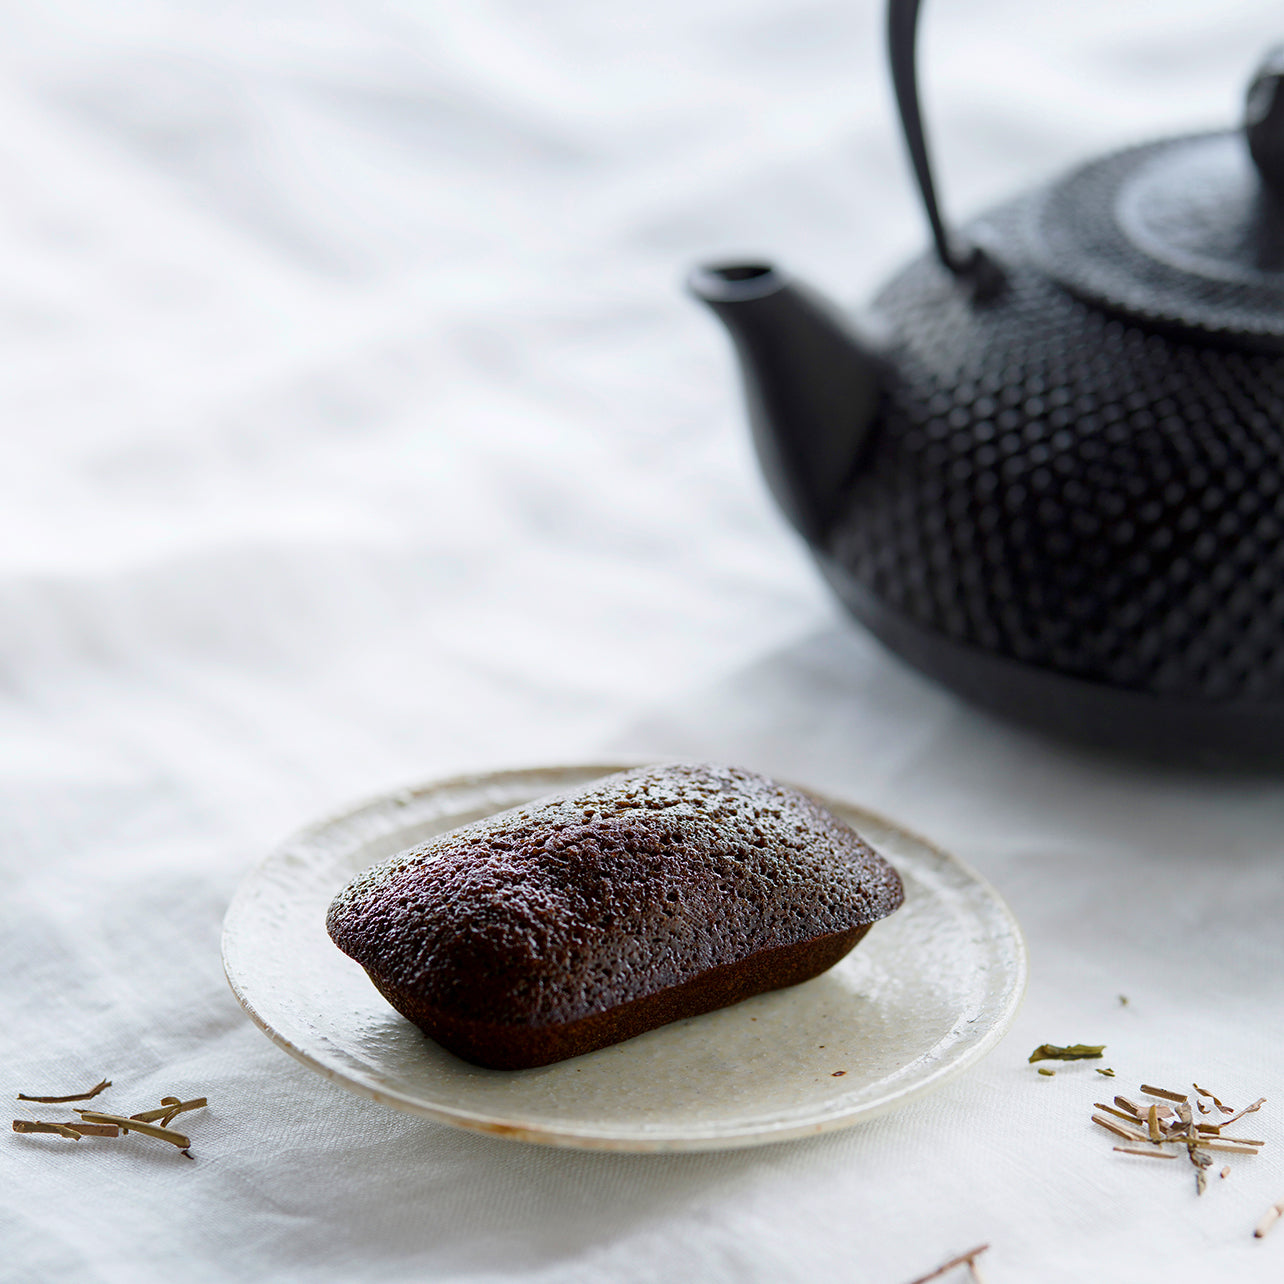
left=366, top=922, right=874, bottom=1071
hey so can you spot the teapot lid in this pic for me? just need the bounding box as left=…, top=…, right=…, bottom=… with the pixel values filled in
left=1034, top=53, right=1284, bottom=351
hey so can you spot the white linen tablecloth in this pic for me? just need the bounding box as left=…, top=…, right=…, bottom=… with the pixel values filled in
left=4, top=2, right=1284, bottom=1280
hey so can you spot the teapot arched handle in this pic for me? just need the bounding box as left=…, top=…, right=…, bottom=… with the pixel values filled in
left=1246, top=46, right=1284, bottom=200
left=888, top=0, right=1005, bottom=296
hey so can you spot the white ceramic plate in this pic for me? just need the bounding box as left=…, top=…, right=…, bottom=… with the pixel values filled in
left=222, top=764, right=1026, bottom=1151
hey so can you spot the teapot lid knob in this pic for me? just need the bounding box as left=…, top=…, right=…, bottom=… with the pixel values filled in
left=1246, top=46, right=1284, bottom=201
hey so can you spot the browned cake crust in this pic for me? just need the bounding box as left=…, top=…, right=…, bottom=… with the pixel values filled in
left=326, top=763, right=904, bottom=1070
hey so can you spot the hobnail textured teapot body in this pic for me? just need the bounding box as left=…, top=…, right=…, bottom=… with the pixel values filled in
left=823, top=181, right=1284, bottom=754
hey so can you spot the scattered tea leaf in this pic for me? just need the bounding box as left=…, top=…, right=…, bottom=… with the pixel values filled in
left=1093, top=1113, right=1149, bottom=1144
left=12, top=1120, right=83, bottom=1140
left=14, top=1081, right=205, bottom=1162
left=75, top=1111, right=189, bottom=1150
left=130, top=1097, right=206, bottom=1125
left=66, top=1122, right=116, bottom=1137
left=1037, top=1068, right=1056, bottom=1077
left=1093, top=1102, right=1140, bottom=1124
left=1220, top=1098, right=1267, bottom=1128
left=1096, top=1080, right=1267, bottom=1201
left=16, top=1078, right=110, bottom=1104
left=13, top=1119, right=122, bottom=1139
left=1194, top=1084, right=1231, bottom=1113
left=1114, top=1146, right=1176, bottom=1160
left=1096, top=1067, right=1116, bottom=1078
left=904, top=1243, right=990, bottom=1284
left=1255, top=1200, right=1284, bottom=1239
left=1029, top=1044, right=1105, bottom=1064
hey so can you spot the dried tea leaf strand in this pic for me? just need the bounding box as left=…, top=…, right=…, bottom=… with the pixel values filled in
left=1194, top=1084, right=1230, bottom=1111
left=1189, top=1143, right=1211, bottom=1196
left=60, top=1121, right=117, bottom=1137
left=1096, top=1068, right=1117, bottom=1078
left=1114, top=1146, right=1177, bottom=1160
left=1141, top=1084, right=1188, bottom=1104
left=904, top=1244, right=990, bottom=1284
left=1197, top=1142, right=1260, bottom=1156
left=1093, top=1113, right=1150, bottom=1144
left=157, top=1097, right=182, bottom=1128
left=75, top=1111, right=189, bottom=1149
left=129, top=1098, right=207, bottom=1124
left=12, top=1120, right=83, bottom=1139
left=1148, top=1105, right=1161, bottom=1143
left=13, top=1119, right=120, bottom=1138
left=159, top=1098, right=205, bottom=1128
left=1094, top=1102, right=1143, bottom=1124
left=1029, top=1044, right=1106, bottom=1063
left=1255, top=1201, right=1284, bottom=1239
left=1221, top=1098, right=1267, bottom=1128
left=16, top=1078, right=110, bottom=1104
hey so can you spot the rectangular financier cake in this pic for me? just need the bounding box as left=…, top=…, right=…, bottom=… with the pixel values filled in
left=326, top=762, right=904, bottom=1069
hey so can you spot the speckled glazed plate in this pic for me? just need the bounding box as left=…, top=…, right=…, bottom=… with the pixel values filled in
left=222, top=764, right=1026, bottom=1151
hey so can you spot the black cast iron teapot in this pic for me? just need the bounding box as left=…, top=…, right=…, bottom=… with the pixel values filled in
left=691, top=0, right=1284, bottom=760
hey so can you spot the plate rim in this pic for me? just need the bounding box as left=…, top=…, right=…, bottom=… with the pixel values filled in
left=222, top=762, right=1028, bottom=1151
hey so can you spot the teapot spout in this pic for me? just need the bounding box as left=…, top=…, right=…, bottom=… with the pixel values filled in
left=689, top=263, right=886, bottom=545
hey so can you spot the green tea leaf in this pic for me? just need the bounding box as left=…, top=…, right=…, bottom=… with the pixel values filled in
left=1028, top=1043, right=1106, bottom=1063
